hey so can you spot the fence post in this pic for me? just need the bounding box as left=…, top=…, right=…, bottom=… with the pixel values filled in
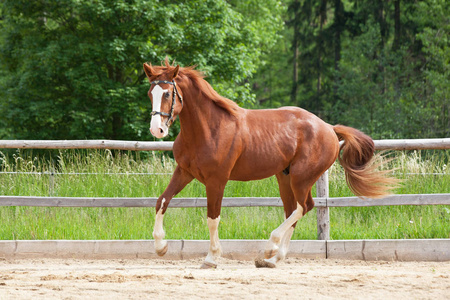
left=316, top=170, right=330, bottom=240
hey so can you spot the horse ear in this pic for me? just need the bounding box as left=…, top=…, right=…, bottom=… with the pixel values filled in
left=143, top=63, right=154, bottom=79
left=172, top=65, right=180, bottom=79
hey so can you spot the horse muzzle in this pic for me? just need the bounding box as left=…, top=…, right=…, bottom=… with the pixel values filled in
left=150, top=125, right=168, bottom=138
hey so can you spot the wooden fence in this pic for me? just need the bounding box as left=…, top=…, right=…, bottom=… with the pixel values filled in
left=1, top=138, right=449, bottom=241
left=1, top=138, right=450, bottom=150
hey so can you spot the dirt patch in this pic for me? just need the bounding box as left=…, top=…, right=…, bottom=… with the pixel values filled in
left=0, top=258, right=449, bottom=299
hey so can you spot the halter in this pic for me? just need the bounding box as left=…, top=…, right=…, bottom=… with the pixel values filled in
left=150, top=80, right=183, bottom=126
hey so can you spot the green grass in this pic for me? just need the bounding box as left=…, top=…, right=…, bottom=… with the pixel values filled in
left=0, top=149, right=449, bottom=240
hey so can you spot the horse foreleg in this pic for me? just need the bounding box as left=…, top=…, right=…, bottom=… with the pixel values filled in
left=201, top=216, right=222, bottom=269
left=153, top=166, right=193, bottom=256
left=153, top=203, right=168, bottom=256
left=201, top=182, right=225, bottom=269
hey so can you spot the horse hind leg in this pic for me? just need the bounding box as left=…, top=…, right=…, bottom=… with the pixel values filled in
left=257, top=225, right=295, bottom=268
left=274, top=173, right=299, bottom=262
left=272, top=190, right=314, bottom=265
left=256, top=203, right=303, bottom=268
left=255, top=173, right=301, bottom=268
left=275, top=189, right=316, bottom=263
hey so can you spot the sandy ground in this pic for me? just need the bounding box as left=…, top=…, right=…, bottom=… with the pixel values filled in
left=0, top=257, right=449, bottom=299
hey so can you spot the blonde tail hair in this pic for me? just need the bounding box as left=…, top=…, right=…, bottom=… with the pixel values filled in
left=333, top=125, right=397, bottom=198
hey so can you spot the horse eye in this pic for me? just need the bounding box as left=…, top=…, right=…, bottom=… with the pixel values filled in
left=164, top=92, right=170, bottom=98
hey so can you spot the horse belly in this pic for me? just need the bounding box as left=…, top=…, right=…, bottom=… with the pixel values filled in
left=229, top=144, right=295, bottom=181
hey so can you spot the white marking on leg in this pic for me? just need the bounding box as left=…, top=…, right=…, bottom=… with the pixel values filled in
left=150, top=85, right=169, bottom=138
left=203, top=216, right=222, bottom=267
left=265, top=203, right=303, bottom=260
left=153, top=198, right=167, bottom=255
left=264, top=255, right=278, bottom=266
left=276, top=226, right=294, bottom=262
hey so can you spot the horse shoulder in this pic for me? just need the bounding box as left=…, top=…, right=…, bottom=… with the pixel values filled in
left=172, top=136, right=192, bottom=170
left=172, top=120, right=244, bottom=183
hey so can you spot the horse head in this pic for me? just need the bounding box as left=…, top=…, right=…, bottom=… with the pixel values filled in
left=143, top=62, right=183, bottom=138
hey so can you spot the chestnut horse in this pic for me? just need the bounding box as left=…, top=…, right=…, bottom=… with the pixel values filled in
left=143, top=60, right=394, bottom=268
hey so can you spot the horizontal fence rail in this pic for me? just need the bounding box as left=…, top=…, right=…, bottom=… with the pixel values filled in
left=0, top=140, right=174, bottom=151
left=0, top=194, right=449, bottom=208
left=373, top=138, right=450, bottom=150
left=1, top=138, right=450, bottom=151
left=1, top=138, right=449, bottom=242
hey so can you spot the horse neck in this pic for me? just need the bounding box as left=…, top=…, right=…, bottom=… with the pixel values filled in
left=177, top=81, right=226, bottom=142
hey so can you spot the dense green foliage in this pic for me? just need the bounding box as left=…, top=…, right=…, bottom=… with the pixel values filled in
left=0, top=1, right=448, bottom=140
left=0, top=0, right=282, bottom=140
left=251, top=0, right=449, bottom=139
left=0, top=150, right=449, bottom=240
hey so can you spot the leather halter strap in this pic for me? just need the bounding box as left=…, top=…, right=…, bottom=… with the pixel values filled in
left=150, top=80, right=183, bottom=126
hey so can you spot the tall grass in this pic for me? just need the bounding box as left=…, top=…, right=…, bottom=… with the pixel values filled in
left=0, top=149, right=449, bottom=240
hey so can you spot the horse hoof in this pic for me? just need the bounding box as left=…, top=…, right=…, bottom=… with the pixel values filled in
left=156, top=243, right=168, bottom=256
left=264, top=248, right=278, bottom=259
left=200, top=261, right=217, bottom=269
left=255, top=258, right=276, bottom=268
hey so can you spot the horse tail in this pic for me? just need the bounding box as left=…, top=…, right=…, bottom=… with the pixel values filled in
left=333, top=125, right=396, bottom=199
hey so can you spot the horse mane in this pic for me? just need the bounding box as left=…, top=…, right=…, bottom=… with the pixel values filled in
left=149, top=59, right=240, bottom=117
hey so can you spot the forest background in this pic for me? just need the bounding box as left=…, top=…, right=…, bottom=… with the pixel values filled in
left=0, top=0, right=448, bottom=141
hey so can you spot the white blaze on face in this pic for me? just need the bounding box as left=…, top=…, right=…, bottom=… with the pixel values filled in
left=150, top=85, right=169, bottom=138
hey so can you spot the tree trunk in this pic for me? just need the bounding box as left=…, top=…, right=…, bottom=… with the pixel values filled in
left=106, top=64, right=124, bottom=139
left=376, top=0, right=388, bottom=48
left=317, top=0, right=327, bottom=114
left=291, top=39, right=299, bottom=104
left=374, top=0, right=387, bottom=94
left=333, top=0, right=344, bottom=99
left=112, top=112, right=123, bottom=140
left=393, top=0, right=401, bottom=51
left=290, top=0, right=301, bottom=105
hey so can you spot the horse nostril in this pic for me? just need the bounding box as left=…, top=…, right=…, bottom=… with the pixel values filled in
left=159, top=128, right=164, bottom=134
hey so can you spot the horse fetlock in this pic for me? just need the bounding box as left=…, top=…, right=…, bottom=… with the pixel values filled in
left=155, top=240, right=168, bottom=256
left=269, top=231, right=282, bottom=245
left=210, top=244, right=222, bottom=257
left=276, top=248, right=287, bottom=262
left=264, top=231, right=282, bottom=259
left=264, top=243, right=279, bottom=259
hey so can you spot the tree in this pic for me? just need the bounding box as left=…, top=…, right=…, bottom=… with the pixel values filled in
left=415, top=0, right=450, bottom=137
left=288, top=0, right=301, bottom=104
left=0, top=0, right=283, bottom=140
left=251, top=0, right=449, bottom=139
left=333, top=0, right=449, bottom=138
